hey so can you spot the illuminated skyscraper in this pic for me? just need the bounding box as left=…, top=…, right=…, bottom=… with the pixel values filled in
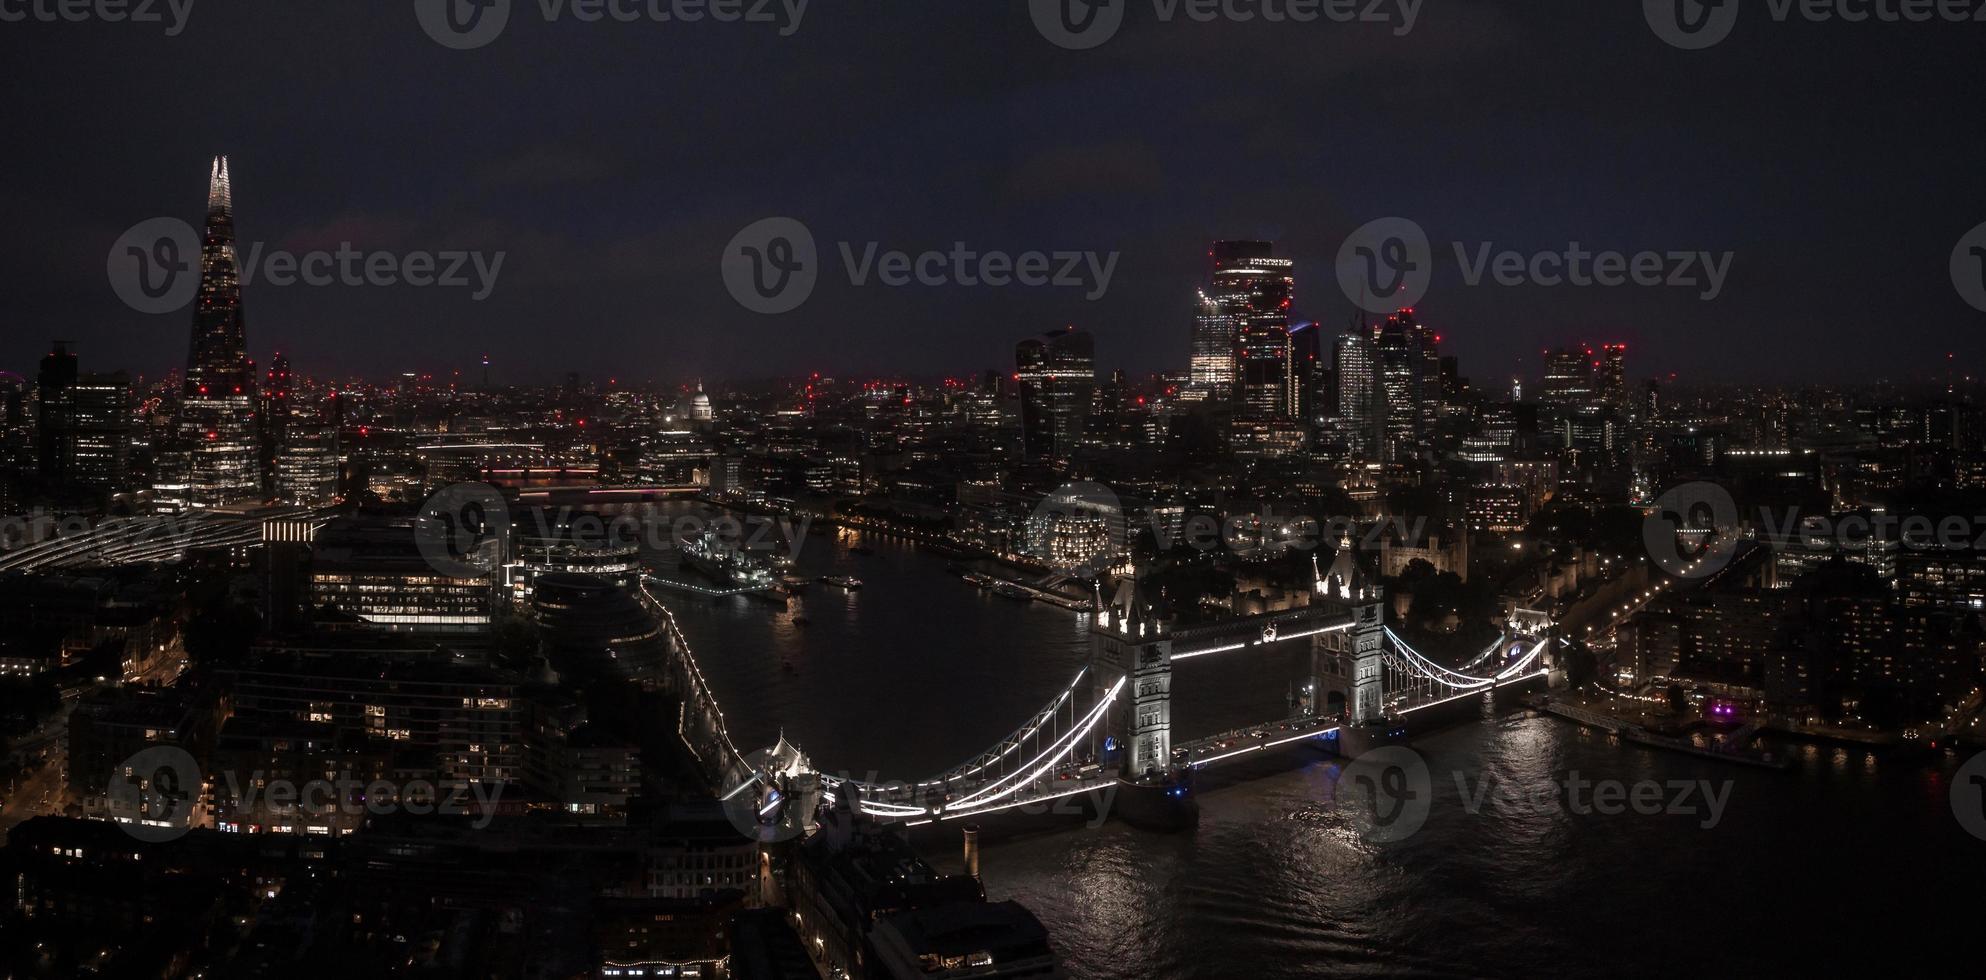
left=1333, top=329, right=1378, bottom=458
left=158, top=157, right=260, bottom=510
left=1016, top=327, right=1095, bottom=462
left=1193, top=241, right=1294, bottom=416
left=1598, top=343, right=1628, bottom=406
left=1540, top=346, right=1596, bottom=413
left=1374, top=309, right=1440, bottom=459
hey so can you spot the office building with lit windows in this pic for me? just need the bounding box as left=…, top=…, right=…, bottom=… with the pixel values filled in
left=37, top=342, right=133, bottom=493
left=1015, top=327, right=1095, bottom=462
left=307, top=516, right=495, bottom=634
left=1374, top=309, right=1440, bottom=459
left=273, top=424, right=341, bottom=506
left=1194, top=241, right=1295, bottom=417
left=227, top=650, right=542, bottom=790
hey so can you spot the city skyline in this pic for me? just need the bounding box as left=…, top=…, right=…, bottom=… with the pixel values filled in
left=4, top=4, right=1984, bottom=386
left=4, top=4, right=1986, bottom=978
left=43, top=159, right=1978, bottom=397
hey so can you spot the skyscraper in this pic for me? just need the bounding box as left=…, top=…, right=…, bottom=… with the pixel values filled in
left=1193, top=242, right=1295, bottom=418
left=37, top=342, right=133, bottom=494
left=34, top=342, right=77, bottom=484
left=1540, top=346, right=1597, bottom=413
left=1016, top=327, right=1096, bottom=462
left=158, top=157, right=260, bottom=511
left=1598, top=343, right=1628, bottom=407
left=1374, top=309, right=1440, bottom=459
left=1333, top=329, right=1378, bottom=458
left=260, top=351, right=292, bottom=494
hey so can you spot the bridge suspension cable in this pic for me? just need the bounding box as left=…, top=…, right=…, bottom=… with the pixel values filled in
left=1383, top=628, right=1548, bottom=690
left=914, top=666, right=1090, bottom=788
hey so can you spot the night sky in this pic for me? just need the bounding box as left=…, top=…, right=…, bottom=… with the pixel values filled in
left=4, top=1, right=1983, bottom=387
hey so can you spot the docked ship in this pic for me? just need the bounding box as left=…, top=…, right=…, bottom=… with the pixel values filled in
left=821, top=575, right=864, bottom=591
left=678, top=529, right=777, bottom=590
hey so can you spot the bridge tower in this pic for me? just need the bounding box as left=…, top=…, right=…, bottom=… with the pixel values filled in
left=1316, top=536, right=1386, bottom=725
left=1091, top=579, right=1172, bottom=781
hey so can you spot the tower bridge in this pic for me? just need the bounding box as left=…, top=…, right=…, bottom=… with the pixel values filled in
left=645, top=544, right=1558, bottom=838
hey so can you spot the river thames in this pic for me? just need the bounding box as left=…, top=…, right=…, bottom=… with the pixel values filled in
left=631, top=504, right=1985, bottom=978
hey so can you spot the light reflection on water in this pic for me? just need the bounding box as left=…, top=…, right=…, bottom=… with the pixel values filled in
left=609, top=503, right=1986, bottom=978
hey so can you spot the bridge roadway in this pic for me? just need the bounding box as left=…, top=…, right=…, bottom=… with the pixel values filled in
left=0, top=507, right=336, bottom=573
left=1169, top=604, right=1354, bottom=661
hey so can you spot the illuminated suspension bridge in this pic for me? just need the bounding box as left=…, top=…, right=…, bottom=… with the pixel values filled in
left=647, top=548, right=1557, bottom=833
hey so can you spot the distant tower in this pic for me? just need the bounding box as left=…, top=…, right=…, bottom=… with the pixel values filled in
left=159, top=156, right=260, bottom=510
left=1090, top=579, right=1172, bottom=780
